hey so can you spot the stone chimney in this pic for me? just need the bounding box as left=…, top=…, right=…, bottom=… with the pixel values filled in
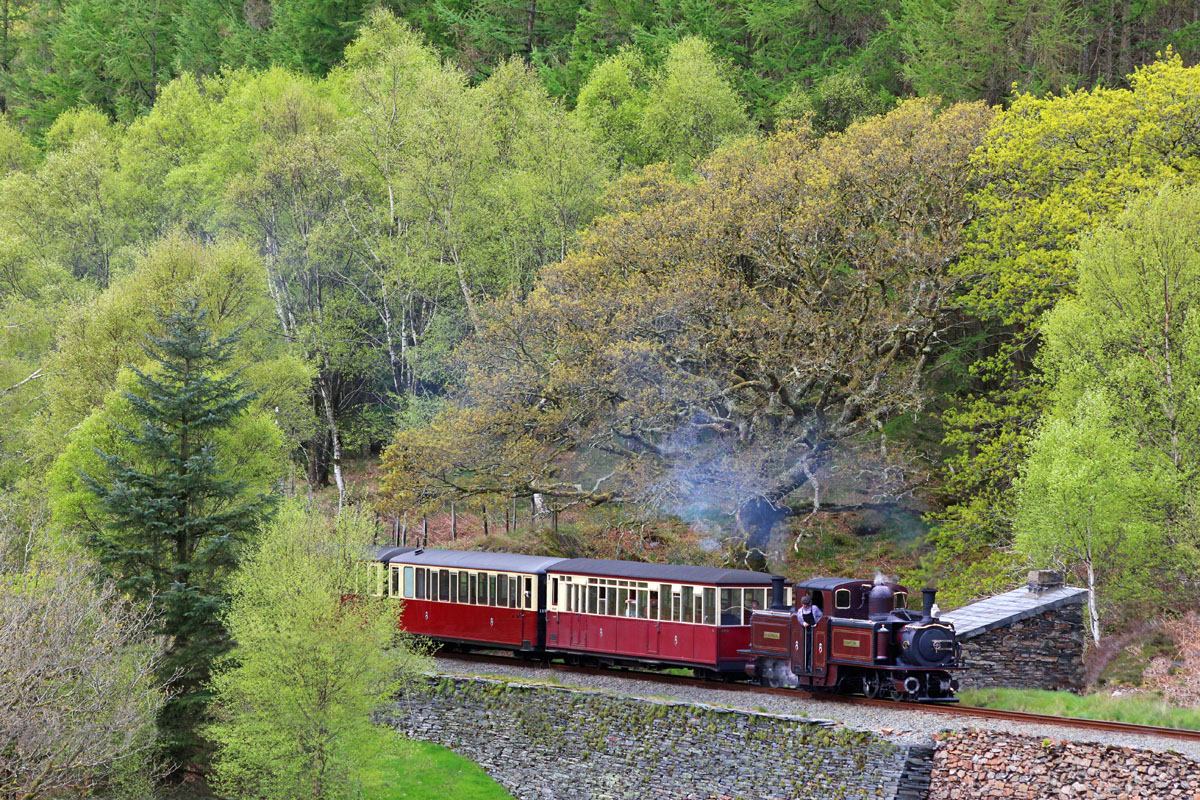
left=1027, top=570, right=1063, bottom=595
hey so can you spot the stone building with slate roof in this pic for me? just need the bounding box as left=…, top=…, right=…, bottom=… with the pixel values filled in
left=943, top=571, right=1088, bottom=691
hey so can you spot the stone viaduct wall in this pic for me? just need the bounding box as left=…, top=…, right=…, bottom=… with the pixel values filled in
left=384, top=676, right=928, bottom=800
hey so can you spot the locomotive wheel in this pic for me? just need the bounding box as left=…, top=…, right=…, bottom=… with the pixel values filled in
left=862, top=673, right=881, bottom=699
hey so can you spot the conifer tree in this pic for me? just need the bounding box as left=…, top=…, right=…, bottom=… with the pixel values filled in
left=82, top=298, right=274, bottom=765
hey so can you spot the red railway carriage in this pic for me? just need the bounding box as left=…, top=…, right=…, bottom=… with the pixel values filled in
left=544, top=559, right=782, bottom=676
left=365, top=547, right=567, bottom=651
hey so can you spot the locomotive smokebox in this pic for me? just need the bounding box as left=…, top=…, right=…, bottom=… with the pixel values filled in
left=921, top=587, right=938, bottom=623
left=770, top=576, right=788, bottom=610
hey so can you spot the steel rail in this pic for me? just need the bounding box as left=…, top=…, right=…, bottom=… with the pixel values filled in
left=435, top=650, right=1200, bottom=743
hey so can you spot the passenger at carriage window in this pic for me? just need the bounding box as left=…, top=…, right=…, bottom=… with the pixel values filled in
left=625, top=597, right=637, bottom=617
left=799, top=595, right=822, bottom=627
left=744, top=599, right=760, bottom=625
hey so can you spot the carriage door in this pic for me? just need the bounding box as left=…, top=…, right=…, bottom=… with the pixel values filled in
left=646, top=586, right=663, bottom=655
left=811, top=595, right=829, bottom=677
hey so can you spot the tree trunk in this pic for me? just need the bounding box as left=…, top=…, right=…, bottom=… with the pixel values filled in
left=1086, top=559, right=1101, bottom=646
left=316, top=375, right=346, bottom=511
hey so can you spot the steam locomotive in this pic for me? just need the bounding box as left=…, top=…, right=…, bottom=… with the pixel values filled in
left=742, top=576, right=962, bottom=702
left=365, top=546, right=963, bottom=701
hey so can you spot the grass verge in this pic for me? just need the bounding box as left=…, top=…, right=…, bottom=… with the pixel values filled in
left=959, top=687, right=1200, bottom=731
left=368, top=740, right=514, bottom=800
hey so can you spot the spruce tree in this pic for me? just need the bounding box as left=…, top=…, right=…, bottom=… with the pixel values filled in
left=83, top=298, right=274, bottom=766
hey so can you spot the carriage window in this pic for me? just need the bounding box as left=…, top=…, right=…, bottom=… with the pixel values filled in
left=588, top=585, right=598, bottom=614
left=450, top=574, right=458, bottom=603
left=525, top=577, right=533, bottom=609
left=617, top=587, right=629, bottom=616
left=718, top=588, right=736, bottom=625
left=681, top=586, right=694, bottom=624
left=478, top=572, right=488, bottom=604
left=551, top=578, right=559, bottom=608
left=415, top=568, right=425, bottom=600
left=439, top=570, right=450, bottom=601
left=459, top=571, right=469, bottom=603
left=487, top=575, right=496, bottom=606
left=395, top=566, right=404, bottom=598
left=671, top=591, right=681, bottom=621
left=509, top=577, right=517, bottom=608
left=835, top=589, right=851, bottom=610
left=429, top=570, right=438, bottom=601
left=600, top=586, right=612, bottom=615
left=497, top=573, right=508, bottom=607
left=638, top=589, right=649, bottom=619
left=745, top=589, right=766, bottom=623
left=894, top=592, right=907, bottom=609
left=660, top=585, right=671, bottom=621
left=469, top=574, right=477, bottom=604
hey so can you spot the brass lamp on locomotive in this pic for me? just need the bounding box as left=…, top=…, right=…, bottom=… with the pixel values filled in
left=742, top=576, right=963, bottom=701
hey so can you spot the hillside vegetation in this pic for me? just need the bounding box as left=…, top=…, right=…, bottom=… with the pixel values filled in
left=1, top=3, right=1200, bottom=797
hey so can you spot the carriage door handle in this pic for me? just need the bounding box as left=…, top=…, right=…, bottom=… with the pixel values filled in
left=490, top=617, right=495, bottom=627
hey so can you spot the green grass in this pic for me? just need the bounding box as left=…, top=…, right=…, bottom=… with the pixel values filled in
left=367, top=740, right=514, bottom=800
left=959, top=687, right=1200, bottom=732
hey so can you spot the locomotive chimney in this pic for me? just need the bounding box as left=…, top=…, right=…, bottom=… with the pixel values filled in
left=921, top=587, right=938, bottom=623
left=770, top=576, right=788, bottom=610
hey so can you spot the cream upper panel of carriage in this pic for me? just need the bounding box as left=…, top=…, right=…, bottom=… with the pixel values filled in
left=548, top=573, right=773, bottom=626
left=364, top=561, right=541, bottom=610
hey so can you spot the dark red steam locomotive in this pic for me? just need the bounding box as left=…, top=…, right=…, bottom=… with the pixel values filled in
left=366, top=546, right=963, bottom=701
left=743, top=576, right=962, bottom=701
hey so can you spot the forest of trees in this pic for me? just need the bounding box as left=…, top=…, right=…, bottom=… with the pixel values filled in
left=1, top=2, right=1199, bottom=797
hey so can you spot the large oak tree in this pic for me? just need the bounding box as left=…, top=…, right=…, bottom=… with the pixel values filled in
left=381, top=98, right=992, bottom=561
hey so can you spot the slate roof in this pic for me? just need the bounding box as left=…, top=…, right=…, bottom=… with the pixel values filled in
left=942, top=584, right=1088, bottom=640
left=551, top=558, right=780, bottom=586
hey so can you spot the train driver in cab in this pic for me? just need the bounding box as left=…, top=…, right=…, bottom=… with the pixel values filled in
left=798, top=595, right=822, bottom=627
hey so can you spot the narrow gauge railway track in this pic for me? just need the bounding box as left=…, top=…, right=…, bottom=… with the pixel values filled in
left=436, top=649, right=1200, bottom=744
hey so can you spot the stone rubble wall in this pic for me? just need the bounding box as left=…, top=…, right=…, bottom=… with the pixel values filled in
left=959, top=604, right=1086, bottom=691
left=928, top=730, right=1200, bottom=800
left=384, top=676, right=915, bottom=800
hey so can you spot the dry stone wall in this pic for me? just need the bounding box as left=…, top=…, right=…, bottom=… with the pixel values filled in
left=928, top=729, right=1200, bottom=800
left=384, top=676, right=917, bottom=800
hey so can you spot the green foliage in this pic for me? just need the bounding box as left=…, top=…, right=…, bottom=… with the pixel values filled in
left=207, top=502, right=428, bottom=800
left=959, top=688, right=1200, bottom=731
left=900, top=0, right=1084, bottom=103
left=929, top=56, right=1200, bottom=604
left=576, top=37, right=749, bottom=171
left=1014, top=393, right=1171, bottom=642
left=775, top=72, right=895, bottom=137
left=62, top=299, right=279, bottom=762
left=1013, top=186, right=1200, bottom=639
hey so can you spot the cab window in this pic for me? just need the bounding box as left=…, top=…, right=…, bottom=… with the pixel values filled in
left=835, top=589, right=851, bottom=610
left=894, top=592, right=907, bottom=609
